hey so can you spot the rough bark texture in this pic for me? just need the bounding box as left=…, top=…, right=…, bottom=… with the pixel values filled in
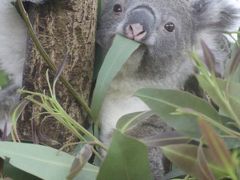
left=18, top=0, right=97, bottom=151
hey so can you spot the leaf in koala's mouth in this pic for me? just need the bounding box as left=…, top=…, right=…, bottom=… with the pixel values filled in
left=91, top=35, right=140, bottom=121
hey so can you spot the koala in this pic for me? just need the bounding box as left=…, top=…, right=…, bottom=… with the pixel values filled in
left=0, top=0, right=45, bottom=135
left=97, top=0, right=240, bottom=179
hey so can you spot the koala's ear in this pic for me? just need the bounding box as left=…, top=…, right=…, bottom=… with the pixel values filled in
left=191, top=0, right=240, bottom=31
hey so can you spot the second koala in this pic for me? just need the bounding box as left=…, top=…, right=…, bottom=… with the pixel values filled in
left=0, top=0, right=46, bottom=134
left=97, top=0, right=239, bottom=178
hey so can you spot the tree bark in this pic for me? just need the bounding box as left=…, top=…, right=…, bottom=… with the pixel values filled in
left=18, top=0, right=97, bottom=151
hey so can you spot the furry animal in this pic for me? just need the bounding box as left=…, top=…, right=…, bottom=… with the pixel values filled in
left=0, top=0, right=44, bottom=134
left=97, top=0, right=240, bottom=178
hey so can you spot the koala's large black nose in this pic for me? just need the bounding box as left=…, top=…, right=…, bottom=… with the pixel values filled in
left=124, top=6, right=155, bottom=41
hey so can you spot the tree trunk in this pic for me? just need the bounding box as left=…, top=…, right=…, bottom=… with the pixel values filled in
left=17, top=0, right=97, bottom=151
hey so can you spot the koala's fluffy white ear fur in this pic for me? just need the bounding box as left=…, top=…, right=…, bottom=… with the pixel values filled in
left=191, top=0, right=240, bottom=31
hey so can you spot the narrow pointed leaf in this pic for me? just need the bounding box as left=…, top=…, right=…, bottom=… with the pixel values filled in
left=116, top=111, right=154, bottom=133
left=223, top=136, right=240, bottom=149
left=228, top=96, right=240, bottom=122
left=68, top=144, right=93, bottom=180
left=197, top=75, right=240, bottom=123
left=197, top=144, right=216, bottom=180
left=11, top=100, right=29, bottom=125
left=199, top=120, right=235, bottom=174
left=229, top=48, right=240, bottom=75
left=162, top=144, right=225, bottom=179
left=216, top=78, right=240, bottom=99
left=91, top=35, right=140, bottom=119
left=140, top=131, right=190, bottom=147
left=201, top=41, right=217, bottom=76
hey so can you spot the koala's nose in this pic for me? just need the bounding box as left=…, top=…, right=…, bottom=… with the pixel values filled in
left=125, top=23, right=147, bottom=41
left=123, top=6, right=155, bottom=42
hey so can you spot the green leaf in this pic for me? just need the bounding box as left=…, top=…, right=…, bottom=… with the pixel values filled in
left=223, top=137, right=240, bottom=149
left=216, top=78, right=240, bottom=100
left=163, top=167, right=185, bottom=180
left=199, top=120, right=236, bottom=179
left=116, top=111, right=154, bottom=133
left=229, top=96, right=240, bottom=122
left=141, top=132, right=191, bottom=148
left=68, top=145, right=93, bottom=180
left=91, top=35, right=140, bottom=120
left=162, top=144, right=225, bottom=180
left=135, top=88, right=221, bottom=138
left=97, top=130, right=153, bottom=180
left=197, top=143, right=216, bottom=180
left=229, top=48, right=240, bottom=76
left=0, top=142, right=98, bottom=180
left=3, top=160, right=41, bottom=180
left=197, top=75, right=240, bottom=124
left=0, top=70, right=9, bottom=88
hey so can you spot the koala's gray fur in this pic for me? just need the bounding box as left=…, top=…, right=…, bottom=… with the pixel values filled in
left=0, top=0, right=45, bottom=134
left=97, top=0, right=239, bottom=179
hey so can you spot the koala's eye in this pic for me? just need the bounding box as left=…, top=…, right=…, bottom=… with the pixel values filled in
left=164, top=22, right=175, bottom=32
left=113, top=4, right=122, bottom=13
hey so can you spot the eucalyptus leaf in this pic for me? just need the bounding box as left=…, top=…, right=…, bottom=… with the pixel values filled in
left=163, top=167, right=185, bottom=180
left=199, top=120, right=236, bottom=179
left=197, top=143, right=216, bottom=180
left=0, top=70, right=9, bottom=88
left=229, top=96, right=240, bottom=122
left=97, top=130, right=153, bottom=180
left=216, top=78, right=240, bottom=99
left=91, top=35, right=140, bottom=120
left=116, top=111, right=154, bottom=133
left=140, top=132, right=190, bottom=147
left=225, top=45, right=240, bottom=81
left=0, top=142, right=98, bottom=180
left=135, top=88, right=221, bottom=138
left=3, top=160, right=41, bottom=180
left=162, top=144, right=225, bottom=180
left=197, top=75, right=240, bottom=123
left=223, top=137, right=240, bottom=149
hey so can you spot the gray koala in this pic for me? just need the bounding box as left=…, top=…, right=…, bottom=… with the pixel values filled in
left=0, top=0, right=45, bottom=136
left=97, top=0, right=239, bottom=179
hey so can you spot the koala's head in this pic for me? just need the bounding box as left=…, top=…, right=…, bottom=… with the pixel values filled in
left=97, top=0, right=239, bottom=60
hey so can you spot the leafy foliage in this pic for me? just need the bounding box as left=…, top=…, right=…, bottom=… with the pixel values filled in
left=0, top=0, right=240, bottom=179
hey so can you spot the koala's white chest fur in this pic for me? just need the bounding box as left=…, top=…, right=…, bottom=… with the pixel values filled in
left=99, top=50, right=195, bottom=144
